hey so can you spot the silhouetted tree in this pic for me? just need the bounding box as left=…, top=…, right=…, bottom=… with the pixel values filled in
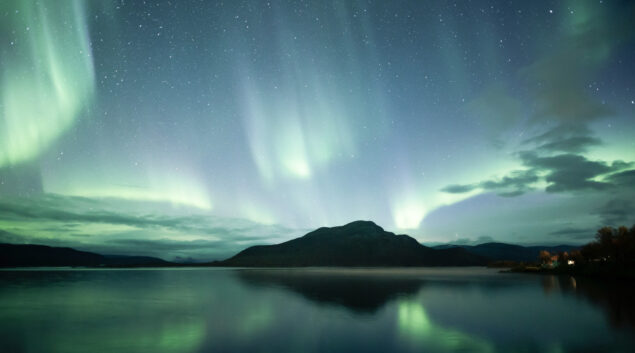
left=557, top=251, right=569, bottom=265
left=570, top=250, right=583, bottom=264
left=533, top=225, right=635, bottom=276
left=579, top=225, right=635, bottom=266
left=581, top=242, right=602, bottom=263
left=539, top=250, right=552, bottom=265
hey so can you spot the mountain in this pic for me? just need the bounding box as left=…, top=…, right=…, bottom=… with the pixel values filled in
left=102, top=255, right=173, bottom=267
left=2, top=226, right=577, bottom=268
left=433, top=242, right=579, bottom=263
left=0, top=244, right=104, bottom=267
left=219, top=221, right=487, bottom=267
left=0, top=244, right=171, bottom=267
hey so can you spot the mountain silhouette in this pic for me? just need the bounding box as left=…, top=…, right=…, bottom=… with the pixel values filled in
left=433, top=242, right=579, bottom=262
left=0, top=244, right=170, bottom=267
left=220, top=220, right=487, bottom=266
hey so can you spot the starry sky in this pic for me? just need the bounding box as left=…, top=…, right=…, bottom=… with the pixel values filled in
left=1, top=0, right=634, bottom=261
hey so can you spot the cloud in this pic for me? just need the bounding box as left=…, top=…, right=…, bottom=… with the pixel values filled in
left=442, top=153, right=632, bottom=197
left=466, top=2, right=633, bottom=157
left=0, top=229, right=21, bottom=243
left=0, top=194, right=300, bottom=261
left=0, top=228, right=92, bottom=248
left=606, top=169, right=635, bottom=187
left=441, top=184, right=478, bottom=194
left=106, top=238, right=223, bottom=251
left=548, top=227, right=594, bottom=239
left=0, top=194, right=292, bottom=236
left=521, top=1, right=624, bottom=128
left=594, top=199, right=635, bottom=227
left=94, top=238, right=242, bottom=260
left=519, top=152, right=630, bottom=193
left=518, top=1, right=635, bottom=156
left=444, top=235, right=496, bottom=246
left=465, top=1, right=632, bottom=149
left=441, top=169, right=538, bottom=197
left=479, top=170, right=539, bottom=195
left=429, top=8, right=635, bottom=246
left=0, top=198, right=182, bottom=229
left=448, top=3, right=635, bottom=208
left=536, top=136, right=602, bottom=154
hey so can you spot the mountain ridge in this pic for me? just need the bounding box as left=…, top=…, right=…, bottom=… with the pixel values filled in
left=432, top=242, right=579, bottom=262
left=1, top=221, right=580, bottom=267
left=0, top=243, right=171, bottom=267
left=219, top=220, right=488, bottom=267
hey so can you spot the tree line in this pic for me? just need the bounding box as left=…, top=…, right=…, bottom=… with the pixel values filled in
left=539, top=225, right=635, bottom=270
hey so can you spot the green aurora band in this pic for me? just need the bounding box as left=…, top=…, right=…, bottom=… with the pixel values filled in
left=0, top=0, right=95, bottom=166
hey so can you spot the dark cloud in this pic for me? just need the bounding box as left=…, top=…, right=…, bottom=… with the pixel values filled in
left=496, top=190, right=525, bottom=198
left=0, top=229, right=88, bottom=249
left=549, top=227, right=591, bottom=236
left=442, top=153, right=632, bottom=197
left=466, top=2, right=632, bottom=150
left=442, top=235, right=496, bottom=246
left=90, top=236, right=285, bottom=261
left=521, top=125, right=603, bottom=155
left=441, top=169, right=538, bottom=197
left=441, top=184, right=477, bottom=194
left=607, top=169, right=635, bottom=187
left=516, top=2, right=635, bottom=155
left=549, top=227, right=594, bottom=239
left=0, top=229, right=21, bottom=243
left=0, top=194, right=299, bottom=260
left=519, top=152, right=628, bottom=193
left=447, top=2, right=634, bottom=207
left=499, top=1, right=633, bottom=198
left=107, top=238, right=221, bottom=250
left=0, top=195, right=293, bottom=239
left=536, top=136, right=602, bottom=154
left=0, top=229, right=249, bottom=262
left=478, top=170, right=538, bottom=195
left=107, top=236, right=276, bottom=252
left=0, top=197, right=176, bottom=228
left=521, top=1, right=625, bottom=128
left=594, top=199, right=635, bottom=226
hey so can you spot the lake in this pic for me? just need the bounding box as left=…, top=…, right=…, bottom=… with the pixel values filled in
left=1, top=267, right=634, bottom=353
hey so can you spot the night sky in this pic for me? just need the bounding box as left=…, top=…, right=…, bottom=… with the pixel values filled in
left=1, top=0, right=634, bottom=261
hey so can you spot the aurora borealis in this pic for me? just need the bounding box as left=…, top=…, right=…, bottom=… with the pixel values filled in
left=1, top=0, right=634, bottom=260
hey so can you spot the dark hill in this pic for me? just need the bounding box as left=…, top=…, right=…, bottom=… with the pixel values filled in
left=0, top=243, right=170, bottom=267
left=102, top=255, right=173, bottom=267
left=220, top=221, right=487, bottom=267
left=433, top=242, right=579, bottom=262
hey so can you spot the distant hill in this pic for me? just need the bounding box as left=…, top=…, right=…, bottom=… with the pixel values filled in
left=0, top=244, right=171, bottom=267
left=102, top=255, right=173, bottom=267
left=1, top=227, right=579, bottom=268
left=433, top=242, right=579, bottom=263
left=219, top=221, right=488, bottom=267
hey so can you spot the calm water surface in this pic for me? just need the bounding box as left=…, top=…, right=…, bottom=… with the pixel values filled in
left=1, top=267, right=634, bottom=353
